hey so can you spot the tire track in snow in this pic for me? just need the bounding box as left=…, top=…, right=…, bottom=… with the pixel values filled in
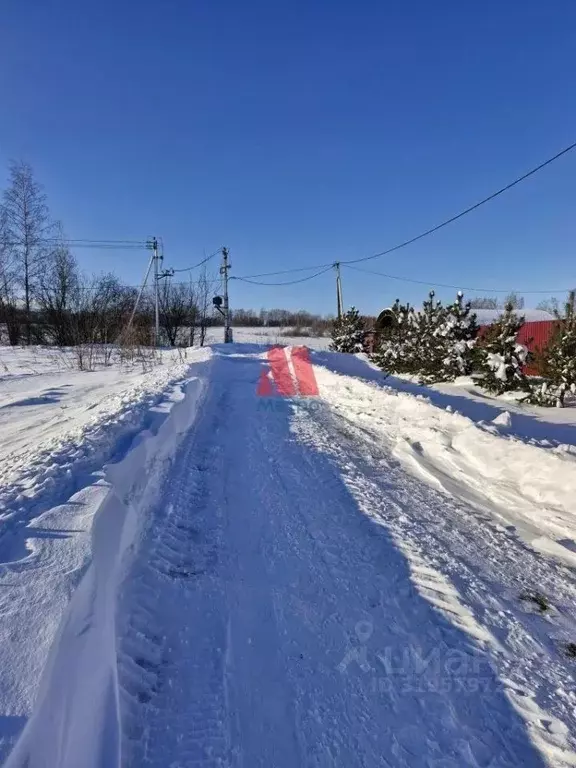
left=293, top=399, right=576, bottom=765
left=117, top=387, right=232, bottom=767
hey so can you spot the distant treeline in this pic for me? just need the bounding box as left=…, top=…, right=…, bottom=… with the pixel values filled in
left=225, top=308, right=334, bottom=334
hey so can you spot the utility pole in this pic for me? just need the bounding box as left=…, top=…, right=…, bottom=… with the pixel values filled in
left=335, top=262, right=344, bottom=319
left=148, top=237, right=161, bottom=346
left=220, top=247, right=232, bottom=343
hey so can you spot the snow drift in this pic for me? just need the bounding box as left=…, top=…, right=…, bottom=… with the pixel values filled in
left=3, top=358, right=212, bottom=768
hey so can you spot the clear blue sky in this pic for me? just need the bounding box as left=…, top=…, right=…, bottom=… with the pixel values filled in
left=1, top=0, right=575, bottom=315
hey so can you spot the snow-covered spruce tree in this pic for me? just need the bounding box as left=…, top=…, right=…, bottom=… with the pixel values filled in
left=437, top=291, right=479, bottom=380
left=412, top=291, right=449, bottom=382
left=477, top=302, right=529, bottom=395
left=373, top=291, right=479, bottom=383
left=530, top=291, right=576, bottom=407
left=330, top=306, right=365, bottom=353
left=371, top=299, right=419, bottom=374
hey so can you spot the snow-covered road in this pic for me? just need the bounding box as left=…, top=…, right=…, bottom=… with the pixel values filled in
left=4, top=347, right=576, bottom=767
left=116, top=350, right=576, bottom=767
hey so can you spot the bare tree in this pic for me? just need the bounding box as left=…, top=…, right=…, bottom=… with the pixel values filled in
left=0, top=208, right=21, bottom=345
left=91, top=274, right=138, bottom=346
left=159, top=279, right=197, bottom=346
left=187, top=277, right=199, bottom=346
left=536, top=296, right=561, bottom=317
left=67, top=275, right=142, bottom=369
left=503, top=291, right=525, bottom=310
left=37, top=228, right=80, bottom=346
left=2, top=161, right=54, bottom=344
left=197, top=267, right=213, bottom=346
left=469, top=297, right=499, bottom=309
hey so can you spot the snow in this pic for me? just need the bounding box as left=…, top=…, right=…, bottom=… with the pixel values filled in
left=312, top=351, right=576, bottom=567
left=4, top=358, right=210, bottom=768
left=204, top=325, right=331, bottom=349
left=0, top=346, right=207, bottom=535
left=353, top=353, right=576, bottom=448
left=492, top=410, right=512, bottom=427
left=0, top=345, right=212, bottom=764
left=472, top=309, right=555, bottom=324
left=1, top=343, right=576, bottom=767
left=487, top=351, right=508, bottom=381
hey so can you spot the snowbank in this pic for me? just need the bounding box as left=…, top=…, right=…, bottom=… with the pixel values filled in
left=312, top=351, right=576, bottom=568
left=0, top=349, right=212, bottom=765
left=3, top=357, right=211, bottom=768
left=314, top=351, right=576, bottom=449
left=0, top=348, right=208, bottom=549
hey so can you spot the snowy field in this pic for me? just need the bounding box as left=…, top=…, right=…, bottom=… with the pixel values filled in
left=0, top=340, right=575, bottom=766
left=204, top=325, right=332, bottom=349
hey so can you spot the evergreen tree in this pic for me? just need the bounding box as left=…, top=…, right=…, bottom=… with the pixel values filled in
left=372, top=299, right=418, bottom=374
left=413, top=291, right=448, bottom=382
left=373, top=291, right=479, bottom=384
left=477, top=302, right=529, bottom=394
left=530, top=290, right=576, bottom=407
left=330, top=306, right=365, bottom=353
left=438, top=291, right=479, bottom=380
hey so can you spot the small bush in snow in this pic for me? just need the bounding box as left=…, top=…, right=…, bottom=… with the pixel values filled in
left=330, top=307, right=365, bottom=353
left=477, top=303, right=529, bottom=395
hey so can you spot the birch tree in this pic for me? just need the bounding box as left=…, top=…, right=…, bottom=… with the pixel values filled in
left=2, top=162, right=54, bottom=343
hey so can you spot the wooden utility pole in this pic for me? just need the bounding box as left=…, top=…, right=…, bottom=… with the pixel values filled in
left=220, top=247, right=232, bottom=343
left=335, top=262, right=343, bottom=319
left=150, top=237, right=160, bottom=345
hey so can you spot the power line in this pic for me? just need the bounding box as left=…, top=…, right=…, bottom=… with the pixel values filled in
left=171, top=248, right=223, bottom=273
left=343, top=263, right=571, bottom=295
left=16, top=278, right=223, bottom=294
left=235, top=138, right=576, bottom=279
left=1, top=238, right=148, bottom=250
left=342, top=139, right=576, bottom=267
left=232, top=266, right=333, bottom=286
left=64, top=243, right=146, bottom=250
left=59, top=238, right=147, bottom=245
left=235, top=264, right=331, bottom=280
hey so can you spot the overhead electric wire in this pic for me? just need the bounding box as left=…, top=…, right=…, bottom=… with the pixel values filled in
left=56, top=238, right=147, bottom=245
left=232, top=265, right=333, bottom=286
left=1, top=240, right=148, bottom=250
left=234, top=138, right=576, bottom=280
left=171, top=248, right=223, bottom=273
left=342, top=140, right=576, bottom=266
left=9, top=278, right=223, bottom=296
left=62, top=243, right=146, bottom=250
left=343, top=263, right=571, bottom=295
left=234, top=264, right=333, bottom=280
